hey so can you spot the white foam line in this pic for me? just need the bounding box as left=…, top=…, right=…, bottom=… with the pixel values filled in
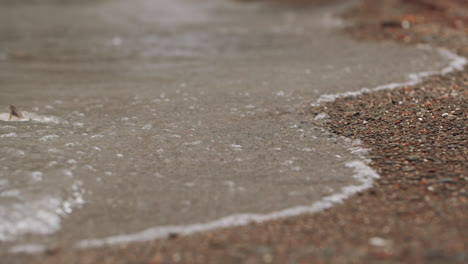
left=77, top=160, right=378, bottom=248
left=9, top=244, right=47, bottom=254
left=313, top=47, right=467, bottom=105
left=75, top=47, right=467, bottom=250
left=0, top=112, right=60, bottom=124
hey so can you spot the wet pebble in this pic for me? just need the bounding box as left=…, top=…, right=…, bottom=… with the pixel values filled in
left=406, top=155, right=420, bottom=161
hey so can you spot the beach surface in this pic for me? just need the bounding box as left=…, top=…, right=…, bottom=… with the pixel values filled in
left=0, top=0, right=466, bottom=263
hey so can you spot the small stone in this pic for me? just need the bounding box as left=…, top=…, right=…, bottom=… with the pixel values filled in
left=343, top=130, right=354, bottom=137
left=402, top=166, right=415, bottom=172
left=45, top=243, right=60, bottom=255
left=451, top=108, right=462, bottom=115
left=435, top=178, right=456, bottom=184
left=168, top=232, right=179, bottom=239
left=446, top=114, right=456, bottom=120
left=369, top=237, right=392, bottom=247
left=406, top=155, right=421, bottom=161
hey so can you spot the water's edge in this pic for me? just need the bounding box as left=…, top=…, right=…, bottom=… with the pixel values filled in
left=66, top=47, right=466, bottom=251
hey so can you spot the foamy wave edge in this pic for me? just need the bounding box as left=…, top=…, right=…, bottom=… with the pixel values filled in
left=313, top=46, right=467, bottom=105
left=0, top=112, right=60, bottom=124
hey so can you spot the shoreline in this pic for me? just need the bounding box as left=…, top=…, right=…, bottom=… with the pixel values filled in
left=5, top=0, right=467, bottom=263
left=71, top=43, right=465, bottom=252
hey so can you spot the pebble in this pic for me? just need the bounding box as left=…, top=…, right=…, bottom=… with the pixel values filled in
left=369, top=237, right=392, bottom=247
left=406, top=155, right=420, bottom=161
left=401, top=166, right=415, bottom=172
left=446, top=115, right=456, bottom=120
left=434, top=178, right=456, bottom=184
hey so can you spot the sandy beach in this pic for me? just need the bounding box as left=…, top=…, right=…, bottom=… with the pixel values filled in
left=2, top=0, right=467, bottom=263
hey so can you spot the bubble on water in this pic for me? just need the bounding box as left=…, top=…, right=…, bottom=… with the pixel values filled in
left=230, top=144, right=242, bottom=151
left=0, top=132, right=16, bottom=137
left=350, top=147, right=369, bottom=156
left=183, top=141, right=201, bottom=146
left=0, top=125, right=16, bottom=130
left=30, top=171, right=43, bottom=183
left=73, top=122, right=84, bottom=127
left=63, top=169, right=73, bottom=177
left=0, top=189, right=21, bottom=198
left=72, top=111, right=85, bottom=117
left=116, top=154, right=124, bottom=158
left=184, top=182, right=195, bottom=187
left=0, top=196, right=62, bottom=241
left=85, top=165, right=96, bottom=171
left=47, top=161, right=58, bottom=167
left=62, top=201, right=73, bottom=214
left=48, top=148, right=60, bottom=154
left=291, top=166, right=302, bottom=172
left=275, top=90, right=285, bottom=97
left=40, top=134, right=59, bottom=141
left=142, top=124, right=153, bottom=130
